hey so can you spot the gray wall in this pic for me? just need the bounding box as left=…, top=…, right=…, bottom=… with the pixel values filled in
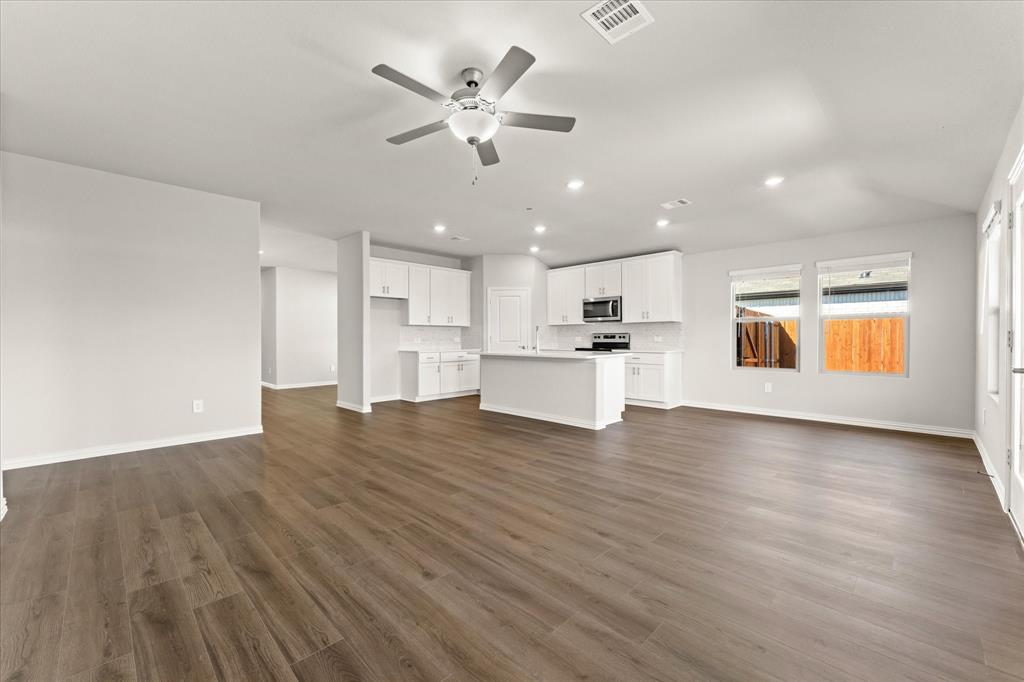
left=681, top=215, right=976, bottom=432
left=266, top=267, right=337, bottom=387
left=1, top=152, right=261, bottom=468
left=261, top=268, right=277, bottom=383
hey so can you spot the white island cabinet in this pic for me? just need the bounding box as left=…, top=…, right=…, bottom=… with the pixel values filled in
left=479, top=351, right=626, bottom=429
left=399, top=350, right=479, bottom=402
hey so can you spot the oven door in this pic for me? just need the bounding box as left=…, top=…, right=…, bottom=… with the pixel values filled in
left=583, top=297, right=621, bottom=322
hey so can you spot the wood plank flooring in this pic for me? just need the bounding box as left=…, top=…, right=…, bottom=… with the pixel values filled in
left=2, top=386, right=1022, bottom=681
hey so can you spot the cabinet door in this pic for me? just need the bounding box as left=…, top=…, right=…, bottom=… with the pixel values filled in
left=563, top=267, right=586, bottom=325
left=369, top=259, right=388, bottom=297
left=645, top=253, right=678, bottom=322
left=429, top=268, right=451, bottom=325
left=624, top=364, right=639, bottom=399
left=584, top=264, right=604, bottom=298
left=385, top=261, right=409, bottom=299
left=440, top=362, right=460, bottom=393
left=407, top=265, right=431, bottom=325
left=601, top=262, right=622, bottom=297
left=418, top=362, right=440, bottom=396
left=547, top=270, right=566, bottom=324
left=449, top=270, right=471, bottom=327
left=460, top=361, right=480, bottom=391
left=637, top=365, right=664, bottom=402
left=621, top=259, right=647, bottom=323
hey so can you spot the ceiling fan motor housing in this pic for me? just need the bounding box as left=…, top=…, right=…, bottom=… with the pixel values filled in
left=460, top=67, right=483, bottom=88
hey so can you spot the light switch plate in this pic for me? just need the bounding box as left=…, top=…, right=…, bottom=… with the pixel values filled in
left=764, top=383, right=772, bottom=394
left=192, top=399, right=204, bottom=413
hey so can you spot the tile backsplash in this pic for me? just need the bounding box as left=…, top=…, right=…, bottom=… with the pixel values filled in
left=398, top=325, right=464, bottom=350
left=539, top=322, right=684, bottom=351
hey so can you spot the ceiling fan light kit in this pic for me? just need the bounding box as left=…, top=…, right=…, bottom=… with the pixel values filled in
left=372, top=46, right=576, bottom=167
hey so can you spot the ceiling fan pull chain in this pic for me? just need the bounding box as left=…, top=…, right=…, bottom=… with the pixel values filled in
left=470, top=144, right=479, bottom=187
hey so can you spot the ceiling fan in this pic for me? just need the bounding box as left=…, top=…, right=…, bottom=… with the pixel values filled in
left=372, top=46, right=576, bottom=167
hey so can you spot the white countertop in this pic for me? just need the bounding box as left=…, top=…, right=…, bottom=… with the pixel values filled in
left=481, top=350, right=627, bottom=360
left=398, top=348, right=481, bottom=353
left=538, top=348, right=683, bottom=355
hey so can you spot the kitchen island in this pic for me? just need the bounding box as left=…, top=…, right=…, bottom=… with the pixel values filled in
left=478, top=351, right=626, bottom=429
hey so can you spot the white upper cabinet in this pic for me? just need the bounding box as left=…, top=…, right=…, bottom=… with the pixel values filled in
left=547, top=267, right=586, bottom=325
left=620, top=252, right=682, bottom=323
left=585, top=261, right=622, bottom=298
left=406, top=264, right=431, bottom=325
left=428, top=267, right=471, bottom=326
left=369, top=258, right=409, bottom=298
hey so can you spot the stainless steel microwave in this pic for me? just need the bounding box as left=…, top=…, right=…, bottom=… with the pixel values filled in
left=582, top=296, right=621, bottom=323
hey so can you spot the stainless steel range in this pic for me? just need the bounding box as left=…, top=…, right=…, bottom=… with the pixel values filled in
left=575, top=332, right=630, bottom=352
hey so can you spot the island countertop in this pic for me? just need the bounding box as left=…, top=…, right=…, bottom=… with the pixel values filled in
left=479, top=351, right=627, bottom=361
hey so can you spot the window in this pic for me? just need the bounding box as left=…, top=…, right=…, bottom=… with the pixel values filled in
left=731, top=265, right=801, bottom=370
left=981, top=208, right=1002, bottom=397
left=818, top=252, right=911, bottom=376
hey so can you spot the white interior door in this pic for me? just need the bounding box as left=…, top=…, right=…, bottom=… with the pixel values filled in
left=488, top=287, right=531, bottom=352
left=1009, top=153, right=1024, bottom=531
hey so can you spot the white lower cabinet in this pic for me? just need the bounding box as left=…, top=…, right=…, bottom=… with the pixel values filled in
left=623, top=352, right=683, bottom=408
left=400, top=350, right=480, bottom=401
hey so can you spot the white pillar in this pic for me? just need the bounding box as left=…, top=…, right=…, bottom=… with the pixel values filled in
left=336, top=231, right=371, bottom=412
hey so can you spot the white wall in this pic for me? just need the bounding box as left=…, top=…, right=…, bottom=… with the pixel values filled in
left=475, top=254, right=548, bottom=351
left=337, top=231, right=371, bottom=412
left=371, top=245, right=461, bottom=269
left=1, top=152, right=261, bottom=468
left=261, top=268, right=277, bottom=383
left=370, top=298, right=404, bottom=401
left=682, top=215, right=976, bottom=434
left=975, top=95, right=1024, bottom=497
left=265, top=267, right=337, bottom=387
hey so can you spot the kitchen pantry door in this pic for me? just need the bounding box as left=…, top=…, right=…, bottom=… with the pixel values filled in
left=488, top=287, right=532, bottom=353
left=1009, top=145, right=1024, bottom=537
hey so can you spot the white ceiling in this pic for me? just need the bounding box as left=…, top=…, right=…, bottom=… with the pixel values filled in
left=2, top=1, right=1021, bottom=267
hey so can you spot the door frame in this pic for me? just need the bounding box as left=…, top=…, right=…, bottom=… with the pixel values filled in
left=486, top=287, right=532, bottom=353
left=1007, top=143, right=1024, bottom=539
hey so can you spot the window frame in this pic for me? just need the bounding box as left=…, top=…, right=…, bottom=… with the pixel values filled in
left=980, top=205, right=1003, bottom=402
left=816, top=252, right=912, bottom=378
left=729, top=264, right=802, bottom=373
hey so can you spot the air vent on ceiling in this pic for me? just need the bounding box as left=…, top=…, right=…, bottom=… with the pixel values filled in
left=449, top=235, right=470, bottom=242
left=582, top=0, right=655, bottom=45
left=660, top=198, right=691, bottom=210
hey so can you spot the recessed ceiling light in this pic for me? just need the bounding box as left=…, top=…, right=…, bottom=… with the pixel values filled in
left=529, top=245, right=540, bottom=253
left=566, top=179, right=584, bottom=190
left=656, top=219, right=669, bottom=228
left=534, top=224, right=546, bottom=233
left=433, top=224, right=446, bottom=233
left=764, top=176, right=785, bottom=187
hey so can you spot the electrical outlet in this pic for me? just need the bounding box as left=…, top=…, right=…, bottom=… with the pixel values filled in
left=330, top=364, right=336, bottom=374
left=192, top=399, right=204, bottom=414
left=982, top=408, right=987, bottom=425
left=764, top=382, right=772, bottom=394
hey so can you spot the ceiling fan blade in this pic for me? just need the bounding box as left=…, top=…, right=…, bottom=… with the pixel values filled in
left=500, top=111, right=576, bottom=133
left=478, top=46, right=536, bottom=102
left=476, top=139, right=500, bottom=166
left=371, top=64, right=449, bottom=104
left=386, top=120, right=448, bottom=145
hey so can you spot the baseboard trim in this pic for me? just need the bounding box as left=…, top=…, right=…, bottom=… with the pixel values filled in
left=370, top=394, right=402, bottom=404
left=972, top=434, right=1007, bottom=509
left=479, top=402, right=612, bottom=430
left=626, top=399, right=683, bottom=410
left=677, top=400, right=973, bottom=439
left=1, top=425, right=265, bottom=471
left=403, top=390, right=479, bottom=403
left=336, top=400, right=372, bottom=413
left=262, top=380, right=336, bottom=390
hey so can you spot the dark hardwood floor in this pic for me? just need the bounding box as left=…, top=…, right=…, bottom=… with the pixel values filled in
left=2, top=386, right=1022, bottom=681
